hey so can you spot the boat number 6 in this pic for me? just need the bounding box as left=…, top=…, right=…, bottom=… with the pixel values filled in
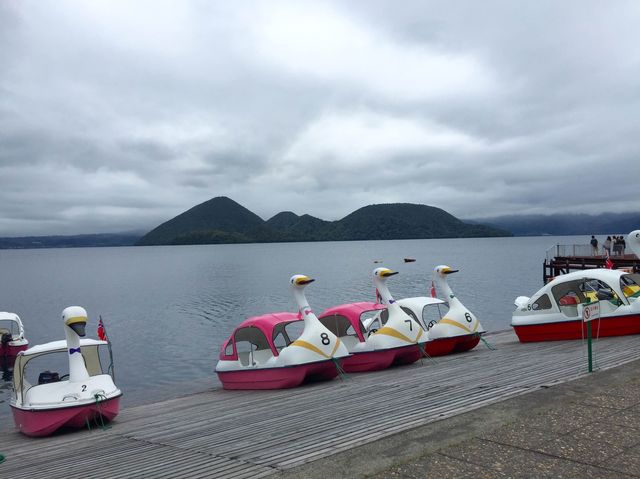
left=465, top=313, right=472, bottom=323
left=82, top=385, right=87, bottom=392
left=320, top=333, right=331, bottom=345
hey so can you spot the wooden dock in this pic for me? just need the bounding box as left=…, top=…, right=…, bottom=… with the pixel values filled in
left=3, top=330, right=640, bottom=478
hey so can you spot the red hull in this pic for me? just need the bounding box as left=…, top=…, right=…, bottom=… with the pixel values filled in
left=0, top=343, right=28, bottom=359
left=217, top=359, right=341, bottom=390
left=453, top=333, right=481, bottom=353
left=423, top=337, right=457, bottom=357
left=11, top=395, right=121, bottom=437
left=513, top=314, right=640, bottom=343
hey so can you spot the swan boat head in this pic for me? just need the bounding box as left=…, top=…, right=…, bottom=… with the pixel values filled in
left=283, top=274, right=350, bottom=363
left=430, top=265, right=485, bottom=338
left=628, top=230, right=640, bottom=259
left=369, top=267, right=425, bottom=347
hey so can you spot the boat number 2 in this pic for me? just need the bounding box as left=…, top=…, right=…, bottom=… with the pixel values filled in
left=465, top=313, right=472, bottom=323
left=404, top=319, right=413, bottom=331
left=81, top=385, right=87, bottom=392
left=320, top=333, right=331, bottom=345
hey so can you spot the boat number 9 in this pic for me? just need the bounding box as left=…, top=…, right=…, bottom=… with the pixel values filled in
left=320, top=333, right=331, bottom=345
left=465, top=313, right=472, bottom=323
left=82, top=385, right=87, bottom=392
left=427, top=320, right=436, bottom=330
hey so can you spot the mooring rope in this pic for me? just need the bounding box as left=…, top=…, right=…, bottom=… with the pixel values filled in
left=331, top=357, right=350, bottom=381
left=93, top=393, right=111, bottom=430
left=418, top=343, right=438, bottom=365
left=480, top=336, right=496, bottom=351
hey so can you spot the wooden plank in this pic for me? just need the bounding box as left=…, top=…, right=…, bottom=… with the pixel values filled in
left=2, top=331, right=640, bottom=478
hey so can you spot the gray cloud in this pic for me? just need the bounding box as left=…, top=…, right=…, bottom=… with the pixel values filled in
left=1, top=0, right=639, bottom=236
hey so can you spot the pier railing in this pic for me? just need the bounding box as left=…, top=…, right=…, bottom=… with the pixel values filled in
left=545, top=243, right=592, bottom=261
left=543, top=243, right=640, bottom=283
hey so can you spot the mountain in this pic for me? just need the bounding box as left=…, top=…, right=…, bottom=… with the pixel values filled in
left=0, top=233, right=141, bottom=249
left=137, top=196, right=267, bottom=246
left=327, top=203, right=506, bottom=240
left=136, top=197, right=509, bottom=246
left=473, top=212, right=640, bottom=236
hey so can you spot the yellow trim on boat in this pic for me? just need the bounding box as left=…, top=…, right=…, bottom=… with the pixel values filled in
left=374, top=326, right=416, bottom=344
left=439, top=318, right=478, bottom=333
left=291, top=340, right=330, bottom=358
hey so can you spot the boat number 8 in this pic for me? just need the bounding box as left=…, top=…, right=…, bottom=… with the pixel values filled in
left=320, top=333, right=331, bottom=345
left=465, top=313, right=472, bottom=323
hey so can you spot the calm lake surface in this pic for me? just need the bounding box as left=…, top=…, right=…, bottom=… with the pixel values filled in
left=0, top=235, right=588, bottom=423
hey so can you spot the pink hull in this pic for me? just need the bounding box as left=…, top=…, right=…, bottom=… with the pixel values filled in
left=342, top=349, right=397, bottom=373
left=217, top=359, right=341, bottom=390
left=11, top=395, right=121, bottom=437
left=514, top=314, right=640, bottom=343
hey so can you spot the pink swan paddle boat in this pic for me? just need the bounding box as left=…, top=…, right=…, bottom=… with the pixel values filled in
left=215, top=274, right=350, bottom=389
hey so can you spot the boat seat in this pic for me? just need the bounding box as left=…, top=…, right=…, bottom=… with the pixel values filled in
left=238, top=349, right=274, bottom=367
left=340, top=336, right=361, bottom=350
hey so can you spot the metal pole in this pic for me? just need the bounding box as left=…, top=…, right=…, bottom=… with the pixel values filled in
left=587, top=320, right=593, bottom=373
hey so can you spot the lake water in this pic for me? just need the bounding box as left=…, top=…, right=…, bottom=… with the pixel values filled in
left=0, top=235, right=588, bottom=423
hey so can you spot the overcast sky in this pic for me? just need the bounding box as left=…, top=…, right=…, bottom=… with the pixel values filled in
left=1, top=0, right=639, bottom=236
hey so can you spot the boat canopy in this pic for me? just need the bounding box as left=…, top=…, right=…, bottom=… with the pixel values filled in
left=220, top=312, right=302, bottom=360
left=13, top=339, right=112, bottom=404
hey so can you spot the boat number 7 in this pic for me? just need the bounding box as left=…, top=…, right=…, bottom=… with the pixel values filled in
left=404, top=319, right=413, bottom=331
left=320, top=333, right=331, bottom=345
left=82, top=385, right=87, bottom=392
left=465, top=313, right=472, bottom=323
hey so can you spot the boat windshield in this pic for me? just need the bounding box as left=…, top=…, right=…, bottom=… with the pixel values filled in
left=621, top=274, right=640, bottom=299
left=0, top=319, right=19, bottom=339
left=422, top=303, right=447, bottom=331
left=13, top=343, right=113, bottom=404
left=234, top=326, right=275, bottom=365
left=320, top=314, right=364, bottom=336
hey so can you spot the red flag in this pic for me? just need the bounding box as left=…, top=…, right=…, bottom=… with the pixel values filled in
left=605, top=250, right=614, bottom=270
left=430, top=281, right=437, bottom=298
left=97, top=316, right=108, bottom=341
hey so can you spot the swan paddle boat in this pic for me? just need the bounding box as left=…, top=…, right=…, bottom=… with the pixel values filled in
left=0, top=312, right=28, bottom=364
left=10, top=306, right=122, bottom=437
left=416, top=265, right=485, bottom=353
left=321, top=267, right=425, bottom=370
left=512, top=269, right=640, bottom=342
left=216, top=274, right=350, bottom=389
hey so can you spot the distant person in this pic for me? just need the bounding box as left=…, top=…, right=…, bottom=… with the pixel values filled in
left=604, top=236, right=612, bottom=256
left=590, top=235, right=598, bottom=255
left=621, top=236, right=626, bottom=255
left=613, top=236, right=620, bottom=255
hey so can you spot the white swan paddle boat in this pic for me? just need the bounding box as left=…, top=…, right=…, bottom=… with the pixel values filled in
left=0, top=312, right=28, bottom=365
left=10, top=306, right=122, bottom=437
left=318, top=267, right=425, bottom=372
left=216, top=274, right=350, bottom=389
left=512, top=268, right=640, bottom=342
left=413, top=265, right=485, bottom=354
